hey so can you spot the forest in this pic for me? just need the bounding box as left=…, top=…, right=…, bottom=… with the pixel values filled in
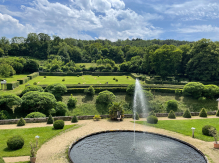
left=1, top=33, right=219, bottom=81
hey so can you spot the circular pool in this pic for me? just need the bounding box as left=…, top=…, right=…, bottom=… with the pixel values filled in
left=69, top=131, right=207, bottom=163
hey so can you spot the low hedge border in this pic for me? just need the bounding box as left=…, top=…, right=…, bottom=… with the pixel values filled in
left=39, top=72, right=83, bottom=76
left=67, top=87, right=127, bottom=93
left=27, top=72, right=39, bottom=79
left=17, top=77, right=30, bottom=84
left=7, top=81, right=20, bottom=90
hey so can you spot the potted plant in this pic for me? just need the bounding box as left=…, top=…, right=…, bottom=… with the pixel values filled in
left=30, top=135, right=39, bottom=163
left=209, top=128, right=219, bottom=149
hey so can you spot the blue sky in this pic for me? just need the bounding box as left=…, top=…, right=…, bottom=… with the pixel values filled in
left=0, top=0, right=219, bottom=41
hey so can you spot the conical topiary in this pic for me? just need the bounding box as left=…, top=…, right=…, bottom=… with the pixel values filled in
left=168, top=110, right=176, bottom=119
left=199, top=108, right=207, bottom=117
left=216, top=110, right=219, bottom=117
left=133, top=112, right=139, bottom=120
left=17, top=117, right=26, bottom=126
left=71, top=115, right=78, bottom=123
left=47, top=115, right=53, bottom=124
left=183, top=109, right=192, bottom=118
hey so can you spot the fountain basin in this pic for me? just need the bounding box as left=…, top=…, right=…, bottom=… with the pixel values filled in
left=68, top=130, right=207, bottom=163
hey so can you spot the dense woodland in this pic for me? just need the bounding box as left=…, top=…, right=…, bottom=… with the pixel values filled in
left=1, top=33, right=219, bottom=81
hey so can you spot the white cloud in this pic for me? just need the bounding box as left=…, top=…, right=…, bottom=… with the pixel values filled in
left=176, top=25, right=219, bottom=33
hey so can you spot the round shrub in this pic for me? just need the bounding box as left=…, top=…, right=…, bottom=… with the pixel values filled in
left=0, top=157, right=5, bottom=163
left=53, top=120, right=64, bottom=129
left=166, top=100, right=178, bottom=112
left=216, top=110, right=219, bottom=117
left=147, top=115, right=158, bottom=124
left=133, top=112, right=139, bottom=120
left=71, top=115, right=78, bottom=123
left=17, top=117, right=26, bottom=126
left=62, top=78, right=65, bottom=82
left=7, top=135, right=24, bottom=150
left=199, top=108, right=207, bottom=117
left=55, top=102, right=68, bottom=116
left=168, top=110, right=176, bottom=119
left=21, top=85, right=44, bottom=96
left=202, top=125, right=216, bottom=136
left=113, top=77, right=115, bottom=80
left=33, top=82, right=37, bottom=85
left=183, top=109, right=191, bottom=118
left=182, top=82, right=204, bottom=99
left=44, top=76, right=46, bottom=78
left=25, top=112, right=46, bottom=118
left=47, top=114, right=53, bottom=124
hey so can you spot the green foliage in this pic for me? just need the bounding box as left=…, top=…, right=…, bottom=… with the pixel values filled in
left=71, top=115, right=78, bottom=123
left=25, top=112, right=46, bottom=118
left=166, top=100, right=178, bottom=112
left=216, top=110, right=219, bottom=117
left=109, top=102, right=124, bottom=120
left=147, top=115, right=158, bottom=124
left=113, top=77, right=116, bottom=80
left=7, top=135, right=24, bottom=150
left=0, top=156, right=5, bottom=163
left=199, top=108, right=207, bottom=117
left=53, top=120, right=64, bottom=129
left=183, top=109, right=192, bottom=118
left=96, top=90, right=116, bottom=115
left=126, top=84, right=135, bottom=95
left=0, top=110, right=10, bottom=120
left=17, top=117, right=26, bottom=126
left=198, top=97, right=206, bottom=101
left=84, top=86, right=95, bottom=96
left=175, top=89, right=182, bottom=96
left=62, top=78, right=65, bottom=81
left=202, top=125, right=216, bottom=136
left=27, top=72, right=39, bottom=79
left=33, top=82, right=37, bottom=85
left=133, top=112, right=139, bottom=120
left=6, top=81, right=20, bottom=90
left=93, top=115, right=101, bottom=121
left=183, top=82, right=204, bottom=99
left=203, top=85, right=219, bottom=99
left=0, top=94, right=22, bottom=108
left=45, top=83, right=67, bottom=101
left=168, top=110, right=176, bottom=119
left=0, top=63, right=16, bottom=77
left=148, top=111, right=156, bottom=116
left=47, top=114, right=53, bottom=124
left=21, top=85, right=44, bottom=96
left=143, top=90, right=153, bottom=100
left=55, top=101, right=68, bottom=116
left=67, top=94, right=77, bottom=109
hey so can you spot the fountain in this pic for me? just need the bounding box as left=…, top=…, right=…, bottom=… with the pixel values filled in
left=68, top=79, right=207, bottom=163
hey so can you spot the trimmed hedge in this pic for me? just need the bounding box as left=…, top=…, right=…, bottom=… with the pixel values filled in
left=147, top=115, right=158, bottom=124
left=67, top=87, right=127, bottom=93
left=39, top=72, right=83, bottom=76
left=183, top=109, right=192, bottom=118
left=17, top=117, right=26, bottom=126
left=25, top=112, right=46, bottom=118
left=27, top=72, right=39, bottom=80
left=144, top=88, right=176, bottom=93
left=47, top=114, right=53, bottom=124
left=7, top=81, right=20, bottom=90
left=130, top=73, right=142, bottom=79
left=71, top=115, right=78, bottom=123
left=7, top=135, right=24, bottom=150
left=168, top=110, right=176, bottom=119
left=53, top=120, right=65, bottom=129
left=202, top=125, right=216, bottom=136
left=91, top=72, right=129, bottom=76
left=199, top=108, right=207, bottom=117
left=17, top=77, right=30, bottom=84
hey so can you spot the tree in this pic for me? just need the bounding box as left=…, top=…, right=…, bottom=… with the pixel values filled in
left=203, top=85, right=219, bottom=99
left=45, top=83, right=67, bottom=101
left=109, top=102, right=124, bottom=120
left=0, top=63, right=16, bottom=77
left=96, top=91, right=116, bottom=115
left=182, top=82, right=204, bottom=99
left=186, top=39, right=219, bottom=81
left=67, top=94, right=77, bottom=109
left=20, top=91, right=57, bottom=116
left=166, top=100, right=178, bottom=112
left=21, top=85, right=44, bottom=96
left=84, top=86, right=95, bottom=96
left=55, top=101, right=68, bottom=116
left=23, top=59, right=39, bottom=73
left=151, top=45, right=182, bottom=80
left=0, top=48, right=4, bottom=57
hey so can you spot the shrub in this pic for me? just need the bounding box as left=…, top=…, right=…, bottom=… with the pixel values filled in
left=199, top=108, right=207, bottom=117
left=175, top=89, right=182, bottom=96
left=113, top=77, right=116, bottom=80
left=67, top=94, right=77, bottom=109
left=17, top=117, right=26, bottom=126
left=25, top=112, right=46, bottom=118
left=53, top=120, right=64, bottom=129
left=182, top=82, right=204, bottom=99
left=93, top=115, right=101, bottom=121
left=183, top=109, right=192, bottom=118
left=143, top=90, right=153, bottom=101
left=77, top=75, right=79, bottom=77
left=62, top=78, right=65, bottom=81
left=147, top=115, right=158, bottom=124
left=127, top=76, right=129, bottom=78
left=45, top=83, right=67, bottom=101
left=202, top=125, right=216, bottom=136
left=84, top=86, right=95, bottom=96
left=203, top=84, right=219, bottom=99
left=198, top=97, right=206, bottom=101
left=44, top=76, right=46, bottom=78
left=168, top=110, right=176, bottom=119
left=78, top=82, right=81, bottom=84
left=47, top=114, right=53, bottom=124
left=50, top=108, right=56, bottom=116
left=148, top=111, right=156, bottom=116
left=133, top=112, right=139, bottom=120
left=109, top=102, right=124, bottom=120
left=216, top=110, right=219, bottom=117
left=166, top=100, right=178, bottom=112
left=0, top=110, right=10, bottom=120
left=21, top=85, right=44, bottom=96
left=115, top=79, right=118, bottom=82
left=55, top=102, right=68, bottom=116
left=126, top=84, right=135, bottom=95
left=0, top=157, right=5, bottom=163
left=71, top=115, right=78, bottom=123
left=33, top=82, right=37, bottom=85
left=7, top=135, right=24, bottom=150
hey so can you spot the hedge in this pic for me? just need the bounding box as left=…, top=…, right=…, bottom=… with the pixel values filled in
left=27, top=72, right=39, bottom=79
left=7, top=81, right=20, bottom=90
left=67, top=87, right=127, bottom=93
left=130, top=73, right=142, bottom=80
left=91, top=72, right=129, bottom=76
left=145, top=80, right=186, bottom=85
left=39, top=72, right=83, bottom=76
left=17, top=77, right=30, bottom=84
left=144, top=88, right=177, bottom=93
left=143, top=84, right=184, bottom=89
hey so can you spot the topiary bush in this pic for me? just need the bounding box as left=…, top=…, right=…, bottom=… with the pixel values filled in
left=84, top=86, right=95, bottom=96
left=7, top=135, right=24, bottom=150
left=199, top=108, right=207, bottom=117
left=133, top=112, right=139, bottom=120
left=47, top=114, right=53, bottom=124
left=93, top=115, right=101, bottom=121
left=33, top=82, right=37, bottom=85
left=168, top=110, right=176, bottom=119
left=113, top=77, right=115, bottom=80
left=216, top=110, right=219, bottom=117
left=183, top=109, right=192, bottom=118
left=25, top=112, right=46, bottom=118
left=21, top=85, right=44, bottom=96
left=67, top=94, right=77, bottom=109
left=148, top=111, right=156, bottom=116
left=182, top=82, right=204, bottom=99
left=62, top=78, right=65, bottom=82
left=166, top=100, right=178, bottom=112
left=147, top=115, right=158, bottom=124
left=55, top=101, right=68, bottom=116
left=53, top=120, right=64, bottom=129
left=202, top=125, right=216, bottom=136
left=71, top=115, right=78, bottom=123
left=0, top=157, right=5, bottom=163
left=17, top=117, right=26, bottom=126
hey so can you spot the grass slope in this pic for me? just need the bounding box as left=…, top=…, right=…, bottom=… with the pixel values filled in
left=0, top=124, right=78, bottom=157
left=135, top=118, right=219, bottom=142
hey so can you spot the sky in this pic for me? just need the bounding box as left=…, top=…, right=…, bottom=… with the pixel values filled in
left=0, top=0, right=219, bottom=41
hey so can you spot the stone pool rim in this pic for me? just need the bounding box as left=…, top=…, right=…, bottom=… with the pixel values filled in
left=68, top=130, right=208, bottom=163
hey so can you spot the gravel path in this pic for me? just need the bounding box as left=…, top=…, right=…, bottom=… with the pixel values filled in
left=1, top=117, right=219, bottom=163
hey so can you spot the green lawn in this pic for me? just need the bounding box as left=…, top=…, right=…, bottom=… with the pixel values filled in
left=0, top=124, right=79, bottom=157
left=0, top=75, right=30, bottom=83
left=135, top=118, right=219, bottom=142
left=75, top=63, right=97, bottom=68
